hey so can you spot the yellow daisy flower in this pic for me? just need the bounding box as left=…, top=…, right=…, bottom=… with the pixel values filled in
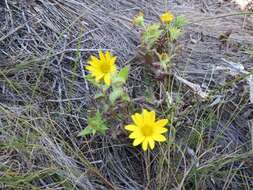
left=160, top=11, right=174, bottom=24
left=85, top=51, right=117, bottom=86
left=125, top=109, right=168, bottom=151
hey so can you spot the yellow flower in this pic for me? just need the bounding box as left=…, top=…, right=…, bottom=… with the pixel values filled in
left=160, top=11, right=174, bottom=24
left=85, top=51, right=117, bottom=86
left=125, top=109, right=168, bottom=151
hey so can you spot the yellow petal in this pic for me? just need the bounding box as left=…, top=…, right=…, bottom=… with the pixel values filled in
left=110, top=56, right=117, bottom=66
left=105, top=51, right=111, bottom=61
left=90, top=55, right=100, bottom=64
left=133, top=136, right=145, bottom=146
left=155, top=119, right=168, bottom=128
left=85, top=65, right=95, bottom=72
left=143, top=109, right=155, bottom=124
left=142, top=138, right=149, bottom=151
left=88, top=60, right=100, bottom=69
left=111, top=65, right=117, bottom=74
left=160, top=11, right=174, bottom=24
left=109, top=61, right=117, bottom=74
left=142, top=109, right=149, bottom=123
left=92, top=70, right=103, bottom=77
left=142, top=109, right=149, bottom=118
left=129, top=131, right=142, bottom=139
left=104, top=74, right=111, bottom=86
left=155, top=127, right=168, bottom=134
left=152, top=134, right=166, bottom=142
left=149, top=111, right=156, bottom=123
left=148, top=138, right=155, bottom=150
left=125, top=125, right=138, bottom=131
left=99, top=51, right=105, bottom=63
left=131, top=113, right=143, bottom=126
left=95, top=73, right=104, bottom=82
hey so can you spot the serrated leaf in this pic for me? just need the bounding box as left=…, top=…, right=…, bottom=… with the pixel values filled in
left=142, top=23, right=162, bottom=49
left=173, top=16, right=188, bottom=28
left=78, top=127, right=94, bottom=137
left=79, top=111, right=109, bottom=136
left=158, top=53, right=171, bottom=71
left=109, top=87, right=124, bottom=103
left=169, top=27, right=181, bottom=41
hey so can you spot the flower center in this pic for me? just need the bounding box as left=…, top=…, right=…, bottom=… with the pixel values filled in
left=141, top=124, right=153, bottom=136
left=100, top=62, right=110, bottom=73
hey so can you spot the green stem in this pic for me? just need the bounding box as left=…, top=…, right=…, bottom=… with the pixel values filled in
left=145, top=150, right=151, bottom=189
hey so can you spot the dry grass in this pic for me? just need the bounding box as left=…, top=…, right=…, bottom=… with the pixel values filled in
left=0, top=0, right=253, bottom=189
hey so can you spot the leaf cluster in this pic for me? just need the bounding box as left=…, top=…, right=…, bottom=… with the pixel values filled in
left=78, top=111, right=108, bottom=137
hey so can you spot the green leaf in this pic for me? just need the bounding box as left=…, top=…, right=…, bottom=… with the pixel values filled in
left=157, top=53, right=172, bottom=71
left=109, top=87, right=124, bottom=103
left=169, top=27, right=181, bottom=41
left=142, top=23, right=162, bottom=49
left=78, top=127, right=93, bottom=137
left=112, top=77, right=125, bottom=86
left=97, top=125, right=107, bottom=135
left=101, top=85, right=109, bottom=92
left=111, top=67, right=129, bottom=87
left=85, top=74, right=101, bottom=88
left=85, top=75, right=109, bottom=91
left=85, top=74, right=94, bottom=82
left=173, top=16, right=188, bottom=28
left=118, top=66, right=129, bottom=83
left=133, top=12, right=145, bottom=27
left=95, top=92, right=105, bottom=99
left=121, top=93, right=130, bottom=102
left=78, top=111, right=108, bottom=137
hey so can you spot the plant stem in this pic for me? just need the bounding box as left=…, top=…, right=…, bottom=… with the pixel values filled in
left=145, top=150, right=151, bottom=189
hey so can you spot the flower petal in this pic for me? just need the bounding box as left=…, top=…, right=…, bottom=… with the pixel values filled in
left=99, top=51, right=105, bottom=62
left=149, top=111, right=156, bottom=123
left=110, top=56, right=117, bottom=66
left=148, top=138, right=155, bottom=150
left=155, top=127, right=168, bottom=134
left=110, top=63, right=117, bottom=73
left=129, top=131, right=142, bottom=139
left=105, top=51, right=111, bottom=61
left=160, top=11, right=174, bottom=24
left=95, top=73, right=104, bottom=82
left=91, top=70, right=102, bottom=77
left=90, top=56, right=100, bottom=65
left=142, top=109, right=156, bottom=124
left=155, top=119, right=168, bottom=128
left=133, top=136, right=145, bottom=146
left=152, top=134, right=166, bottom=142
left=131, top=113, right=143, bottom=126
left=142, top=138, right=149, bottom=151
left=104, top=74, right=111, bottom=86
left=125, top=125, right=138, bottom=131
left=85, top=65, right=96, bottom=72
